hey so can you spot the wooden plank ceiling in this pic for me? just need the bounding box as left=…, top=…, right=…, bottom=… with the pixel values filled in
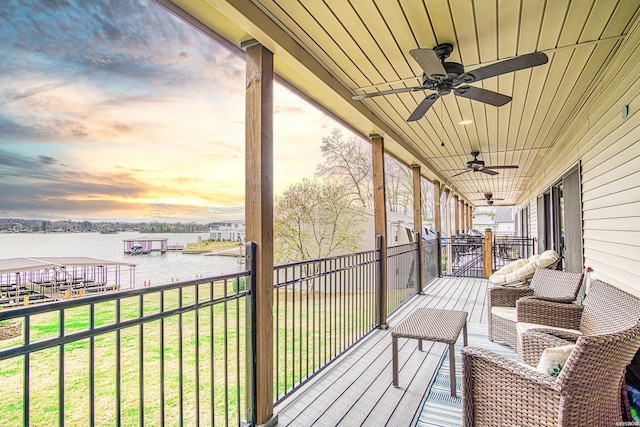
left=174, top=0, right=640, bottom=206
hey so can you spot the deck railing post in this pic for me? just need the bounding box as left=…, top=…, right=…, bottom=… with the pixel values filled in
left=483, top=229, right=493, bottom=278
left=245, top=242, right=257, bottom=425
left=375, top=235, right=382, bottom=328
left=437, top=231, right=442, bottom=277
left=415, top=232, right=423, bottom=294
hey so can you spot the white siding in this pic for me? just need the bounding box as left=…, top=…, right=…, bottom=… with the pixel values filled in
left=528, top=198, right=537, bottom=241
left=517, top=16, right=640, bottom=296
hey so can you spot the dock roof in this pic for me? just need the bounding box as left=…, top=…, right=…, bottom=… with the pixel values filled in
left=0, top=257, right=136, bottom=275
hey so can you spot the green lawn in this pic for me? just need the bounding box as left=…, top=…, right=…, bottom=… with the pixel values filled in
left=0, top=284, right=377, bottom=426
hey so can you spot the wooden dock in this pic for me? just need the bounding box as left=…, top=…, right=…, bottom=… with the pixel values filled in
left=274, top=276, right=490, bottom=426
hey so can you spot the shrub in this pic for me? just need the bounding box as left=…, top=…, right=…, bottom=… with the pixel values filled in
left=233, top=277, right=246, bottom=293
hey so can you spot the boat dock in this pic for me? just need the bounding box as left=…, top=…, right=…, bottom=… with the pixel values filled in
left=123, top=237, right=184, bottom=254
left=0, top=257, right=136, bottom=309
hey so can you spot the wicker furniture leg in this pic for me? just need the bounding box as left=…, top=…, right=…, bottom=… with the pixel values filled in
left=449, top=342, right=456, bottom=396
left=392, top=335, right=398, bottom=387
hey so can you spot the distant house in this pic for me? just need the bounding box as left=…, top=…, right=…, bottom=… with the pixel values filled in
left=472, top=207, right=515, bottom=236
left=360, top=209, right=432, bottom=249
left=209, top=220, right=245, bottom=241
left=494, top=207, right=515, bottom=235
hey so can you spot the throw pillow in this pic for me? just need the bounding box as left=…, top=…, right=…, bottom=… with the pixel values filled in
left=537, top=344, right=575, bottom=377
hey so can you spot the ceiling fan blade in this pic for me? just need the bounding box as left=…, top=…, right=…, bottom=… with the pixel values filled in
left=457, top=51, right=548, bottom=83
left=451, top=170, right=470, bottom=177
left=479, top=169, right=499, bottom=176
left=410, top=48, right=447, bottom=79
left=485, top=165, right=519, bottom=169
left=407, top=93, right=439, bottom=121
left=353, top=86, right=424, bottom=100
left=455, top=86, right=512, bottom=106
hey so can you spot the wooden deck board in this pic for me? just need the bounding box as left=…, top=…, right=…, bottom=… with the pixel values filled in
left=275, top=276, right=491, bottom=427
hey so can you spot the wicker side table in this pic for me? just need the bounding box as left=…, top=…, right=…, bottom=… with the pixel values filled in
left=392, top=307, right=468, bottom=396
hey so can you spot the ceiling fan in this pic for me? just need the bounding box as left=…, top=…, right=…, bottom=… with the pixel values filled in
left=352, top=43, right=548, bottom=122
left=452, top=151, right=518, bottom=177
left=475, top=193, right=504, bottom=202
left=474, top=193, right=504, bottom=205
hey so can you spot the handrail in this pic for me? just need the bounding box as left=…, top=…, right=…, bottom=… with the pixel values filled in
left=0, top=239, right=439, bottom=425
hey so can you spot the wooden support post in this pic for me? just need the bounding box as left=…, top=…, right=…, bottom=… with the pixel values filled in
left=433, top=180, right=442, bottom=276
left=245, top=42, right=276, bottom=427
left=461, top=202, right=467, bottom=234
left=453, top=195, right=460, bottom=235
left=411, top=165, right=423, bottom=293
left=372, top=135, right=388, bottom=327
left=483, top=228, right=493, bottom=278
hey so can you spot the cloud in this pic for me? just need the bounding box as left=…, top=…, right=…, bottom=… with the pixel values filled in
left=0, top=0, right=345, bottom=222
left=37, top=155, right=57, bottom=165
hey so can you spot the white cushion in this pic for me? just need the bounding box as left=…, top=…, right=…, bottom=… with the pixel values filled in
left=491, top=306, right=517, bottom=322
left=515, top=262, right=537, bottom=278
left=490, top=259, right=529, bottom=283
left=503, top=259, right=528, bottom=274
left=528, top=254, right=541, bottom=262
left=516, top=322, right=582, bottom=338
left=536, top=344, right=575, bottom=376
left=505, top=271, right=521, bottom=282
left=531, top=250, right=559, bottom=269
left=489, top=273, right=508, bottom=284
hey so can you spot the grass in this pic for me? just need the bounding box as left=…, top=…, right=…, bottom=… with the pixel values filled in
left=182, top=240, right=238, bottom=254
left=0, top=283, right=378, bottom=426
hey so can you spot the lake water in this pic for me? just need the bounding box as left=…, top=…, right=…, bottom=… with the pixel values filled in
left=0, top=232, right=243, bottom=287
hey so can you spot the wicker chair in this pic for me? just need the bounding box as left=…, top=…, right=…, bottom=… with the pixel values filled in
left=518, top=279, right=640, bottom=365
left=462, top=322, right=640, bottom=426
left=463, top=280, right=640, bottom=426
left=487, top=267, right=583, bottom=348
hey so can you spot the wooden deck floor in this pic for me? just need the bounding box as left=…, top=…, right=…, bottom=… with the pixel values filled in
left=274, top=276, right=491, bottom=427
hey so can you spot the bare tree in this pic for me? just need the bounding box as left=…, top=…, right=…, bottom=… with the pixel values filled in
left=316, top=128, right=422, bottom=216
left=421, top=178, right=435, bottom=223
left=274, top=178, right=365, bottom=263
left=315, top=128, right=373, bottom=207
left=384, top=156, right=413, bottom=214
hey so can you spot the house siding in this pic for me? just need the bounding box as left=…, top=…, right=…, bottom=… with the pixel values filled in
left=529, top=198, right=537, bottom=242
left=518, top=16, right=640, bottom=296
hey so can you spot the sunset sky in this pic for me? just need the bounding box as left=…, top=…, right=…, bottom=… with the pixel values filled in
left=0, top=0, right=349, bottom=222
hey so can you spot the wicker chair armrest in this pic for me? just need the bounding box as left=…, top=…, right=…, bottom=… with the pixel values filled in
left=488, top=286, right=534, bottom=308
left=516, top=298, right=583, bottom=327
left=521, top=295, right=575, bottom=303
left=462, top=347, right=561, bottom=427
left=519, top=330, right=576, bottom=366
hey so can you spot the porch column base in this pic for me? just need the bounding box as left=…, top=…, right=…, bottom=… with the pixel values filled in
left=256, top=414, right=278, bottom=427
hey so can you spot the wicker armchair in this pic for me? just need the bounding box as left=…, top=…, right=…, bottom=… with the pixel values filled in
left=518, top=279, right=640, bottom=365
left=487, top=268, right=583, bottom=348
left=462, top=321, right=640, bottom=426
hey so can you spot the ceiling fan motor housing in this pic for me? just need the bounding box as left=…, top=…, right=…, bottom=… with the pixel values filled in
left=467, top=159, right=485, bottom=169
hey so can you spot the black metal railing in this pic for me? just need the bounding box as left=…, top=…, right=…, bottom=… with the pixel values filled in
left=386, top=242, right=419, bottom=316
left=422, top=239, right=439, bottom=287
left=441, top=236, right=484, bottom=277
left=272, top=249, right=378, bottom=403
left=0, top=258, right=253, bottom=427
left=0, top=235, right=456, bottom=425
left=493, top=236, right=536, bottom=271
